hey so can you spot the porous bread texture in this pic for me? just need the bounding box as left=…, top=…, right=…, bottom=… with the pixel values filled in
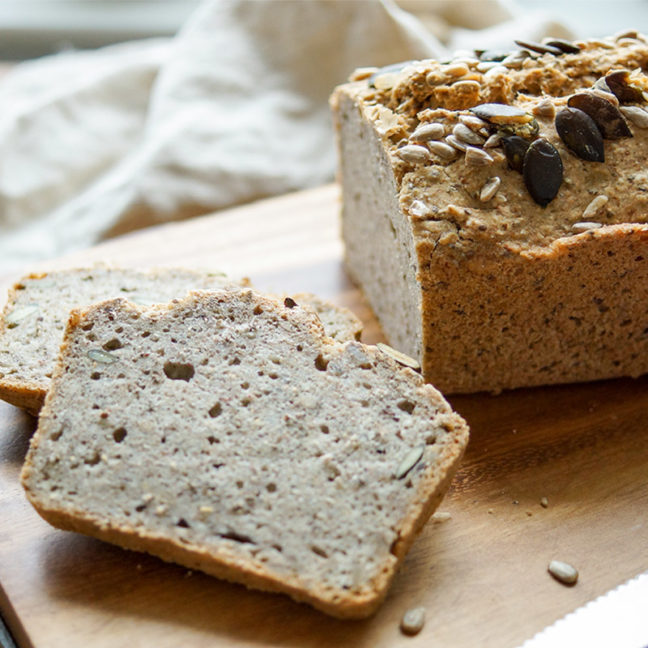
left=331, top=34, right=648, bottom=393
left=21, top=288, right=468, bottom=619
left=0, top=267, right=363, bottom=414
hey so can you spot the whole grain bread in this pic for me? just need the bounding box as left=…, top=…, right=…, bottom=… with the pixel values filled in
left=0, top=267, right=362, bottom=413
left=331, top=33, right=648, bottom=393
left=21, top=288, right=468, bottom=619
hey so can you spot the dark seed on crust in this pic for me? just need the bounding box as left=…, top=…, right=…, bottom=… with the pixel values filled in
left=523, top=138, right=563, bottom=207
left=502, top=136, right=530, bottom=172
left=605, top=70, right=644, bottom=103
left=368, top=61, right=414, bottom=88
left=544, top=39, right=581, bottom=54
left=514, top=39, right=563, bottom=56
left=478, top=49, right=510, bottom=62
left=567, top=93, right=632, bottom=139
left=555, top=107, right=605, bottom=162
left=469, top=103, right=533, bottom=125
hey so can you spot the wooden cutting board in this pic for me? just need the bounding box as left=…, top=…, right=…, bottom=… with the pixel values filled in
left=1, top=184, right=647, bottom=648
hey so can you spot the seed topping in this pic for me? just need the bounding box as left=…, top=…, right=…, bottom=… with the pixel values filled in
left=567, top=93, right=632, bottom=139
left=470, top=103, right=533, bottom=125
left=555, top=107, right=605, bottom=162
left=479, top=176, right=501, bottom=202
left=523, top=138, right=563, bottom=207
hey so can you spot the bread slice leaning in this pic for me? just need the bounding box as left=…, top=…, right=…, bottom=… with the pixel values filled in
left=0, top=266, right=362, bottom=414
left=21, top=288, right=468, bottom=619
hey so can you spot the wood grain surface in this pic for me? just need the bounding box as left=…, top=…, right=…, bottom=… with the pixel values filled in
left=1, top=184, right=647, bottom=648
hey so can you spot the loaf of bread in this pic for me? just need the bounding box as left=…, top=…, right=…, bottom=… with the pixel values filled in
left=21, top=288, right=468, bottom=618
left=331, top=33, right=648, bottom=393
left=0, top=267, right=361, bottom=413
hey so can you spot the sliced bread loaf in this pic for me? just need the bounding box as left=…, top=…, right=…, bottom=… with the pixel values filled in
left=21, top=288, right=468, bottom=618
left=0, top=267, right=362, bottom=414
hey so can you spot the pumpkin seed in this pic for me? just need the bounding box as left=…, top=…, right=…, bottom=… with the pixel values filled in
left=523, top=138, right=563, bottom=207
left=502, top=135, right=530, bottom=172
left=620, top=105, right=648, bottom=128
left=368, top=61, right=414, bottom=89
left=478, top=49, right=510, bottom=62
left=555, top=107, right=605, bottom=162
left=514, top=39, right=563, bottom=56
left=5, top=304, right=39, bottom=328
left=397, top=145, right=431, bottom=164
left=87, top=349, right=119, bottom=364
left=479, top=176, right=501, bottom=202
left=567, top=93, right=632, bottom=139
left=470, top=103, right=533, bottom=125
left=400, top=607, right=426, bottom=636
left=605, top=70, right=644, bottom=103
left=376, top=342, right=421, bottom=370
left=548, top=560, right=578, bottom=585
left=395, top=445, right=425, bottom=480
left=543, top=38, right=581, bottom=54
left=410, top=123, right=445, bottom=142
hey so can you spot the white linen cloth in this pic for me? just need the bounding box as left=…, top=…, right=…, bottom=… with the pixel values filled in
left=0, top=0, right=571, bottom=274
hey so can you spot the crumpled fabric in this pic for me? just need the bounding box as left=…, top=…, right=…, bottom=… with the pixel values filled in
left=0, top=0, right=571, bottom=274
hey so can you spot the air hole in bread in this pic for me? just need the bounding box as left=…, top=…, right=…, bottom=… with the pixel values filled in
left=320, top=424, right=330, bottom=434
left=141, top=331, right=151, bottom=338
left=84, top=451, right=100, bottom=466
left=163, top=361, right=195, bottom=381
left=266, top=482, right=277, bottom=492
left=268, top=373, right=278, bottom=380
left=176, top=518, right=190, bottom=528
left=220, top=530, right=254, bottom=544
left=311, top=545, right=328, bottom=559
left=103, top=338, right=123, bottom=351
left=91, top=372, right=101, bottom=380
left=207, top=435, right=219, bottom=444
left=208, top=403, right=222, bottom=418
left=241, top=397, right=251, bottom=407
left=315, top=354, right=329, bottom=371
left=241, top=382, right=250, bottom=389
left=50, top=428, right=63, bottom=441
left=253, top=305, right=264, bottom=315
left=397, top=400, right=416, bottom=414
left=113, top=427, right=127, bottom=443
left=296, top=345, right=303, bottom=351
left=135, top=504, right=146, bottom=512
left=229, top=357, right=241, bottom=366
left=81, top=322, right=94, bottom=331
left=236, top=480, right=244, bottom=489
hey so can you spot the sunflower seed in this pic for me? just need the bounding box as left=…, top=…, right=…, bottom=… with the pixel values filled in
left=582, top=194, right=608, bottom=219
left=476, top=61, right=502, bottom=72
left=368, top=61, right=414, bottom=89
left=502, top=135, right=530, bottom=172
left=410, top=123, right=445, bottom=141
left=480, top=176, right=501, bottom=202
left=349, top=67, right=379, bottom=82
left=451, top=80, right=481, bottom=93
left=555, top=107, right=605, bottom=162
left=501, top=51, right=529, bottom=69
left=567, top=93, right=632, bottom=139
left=484, top=132, right=502, bottom=148
left=548, top=560, right=579, bottom=585
left=397, top=145, right=431, bottom=164
left=470, top=103, right=533, bottom=125
left=532, top=99, right=555, bottom=119
left=453, top=122, right=485, bottom=145
left=543, top=38, right=581, bottom=54
left=614, top=29, right=638, bottom=40
left=523, top=138, right=563, bottom=207
left=400, top=607, right=426, bottom=636
left=427, top=140, right=459, bottom=160
left=515, top=39, right=563, bottom=56
left=395, top=445, right=425, bottom=480
left=87, top=349, right=119, bottom=364
left=5, top=304, right=39, bottom=328
left=445, top=135, right=467, bottom=152
left=444, top=62, right=469, bottom=77
left=620, top=105, right=648, bottom=128
left=376, top=342, right=421, bottom=370
left=572, top=221, right=603, bottom=233
left=605, top=70, right=644, bottom=103
left=484, top=65, right=509, bottom=79
left=465, top=146, right=493, bottom=166
left=459, top=114, right=488, bottom=130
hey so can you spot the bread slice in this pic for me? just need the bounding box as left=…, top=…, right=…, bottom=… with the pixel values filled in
left=0, top=267, right=362, bottom=414
left=21, top=288, right=468, bottom=618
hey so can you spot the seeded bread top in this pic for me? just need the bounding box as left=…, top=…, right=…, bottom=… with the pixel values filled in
left=332, top=33, right=648, bottom=256
left=21, top=288, right=468, bottom=617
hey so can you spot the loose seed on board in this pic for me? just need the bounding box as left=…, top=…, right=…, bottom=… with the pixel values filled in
left=400, top=607, right=426, bottom=636
left=502, top=136, right=530, bottom=172
left=397, top=145, right=432, bottom=164
left=567, top=93, right=632, bottom=139
left=470, top=103, right=533, bottom=125
left=620, top=105, right=648, bottom=128
left=427, top=140, right=459, bottom=160
left=572, top=221, right=603, bottom=233
left=376, top=342, right=421, bottom=370
left=410, top=122, right=445, bottom=141
left=395, top=445, right=425, bottom=480
left=514, top=39, right=563, bottom=56
left=87, top=349, right=119, bottom=364
left=548, top=560, right=579, bottom=585
left=5, top=304, right=39, bottom=327
left=555, top=107, right=605, bottom=162
left=445, top=134, right=467, bottom=152
left=465, top=146, right=494, bottom=166
left=540, top=497, right=549, bottom=508
left=523, top=138, right=563, bottom=207
left=480, top=176, right=501, bottom=202
left=453, top=122, right=485, bottom=145
left=532, top=99, right=556, bottom=119
left=582, top=194, right=609, bottom=219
